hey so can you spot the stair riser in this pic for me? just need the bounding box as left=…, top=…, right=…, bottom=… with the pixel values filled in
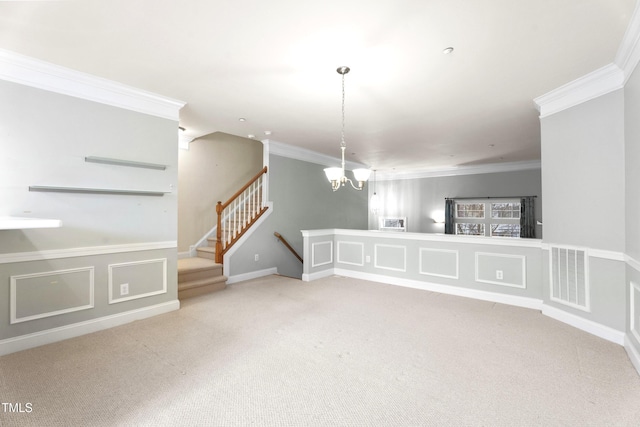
left=196, top=249, right=216, bottom=260
left=179, top=268, right=223, bottom=283
left=179, top=281, right=226, bottom=299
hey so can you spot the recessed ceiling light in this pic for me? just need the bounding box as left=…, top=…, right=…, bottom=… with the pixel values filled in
left=264, top=130, right=272, bottom=136
left=442, top=47, right=454, bottom=54
left=239, top=118, right=246, bottom=122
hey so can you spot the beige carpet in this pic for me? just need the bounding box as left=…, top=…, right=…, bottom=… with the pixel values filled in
left=1, top=274, right=639, bottom=426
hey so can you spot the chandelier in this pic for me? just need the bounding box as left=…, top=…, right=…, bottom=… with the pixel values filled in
left=324, top=66, right=371, bottom=191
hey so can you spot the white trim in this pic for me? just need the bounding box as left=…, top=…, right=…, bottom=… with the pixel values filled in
left=0, top=300, right=179, bottom=356
left=302, top=229, right=542, bottom=248
left=624, top=334, right=640, bottom=377
left=376, top=160, right=541, bottom=181
left=333, top=268, right=543, bottom=311
left=302, top=269, right=335, bottom=282
left=0, top=241, right=177, bottom=264
left=374, top=244, right=407, bottom=272
left=337, top=241, right=365, bottom=266
left=533, top=63, right=624, bottom=118
left=418, top=248, right=459, bottom=280
left=227, top=267, right=278, bottom=285
left=108, top=258, right=168, bottom=304
left=631, top=282, right=640, bottom=344
left=267, top=139, right=368, bottom=169
left=589, top=248, right=626, bottom=262
left=541, top=242, right=625, bottom=262
left=541, top=304, right=624, bottom=345
left=0, top=48, right=185, bottom=120
left=312, top=241, right=333, bottom=267
left=626, top=254, right=640, bottom=273
left=10, top=266, right=95, bottom=324
left=615, top=0, right=640, bottom=84
left=303, top=268, right=624, bottom=345
left=475, top=252, right=526, bottom=289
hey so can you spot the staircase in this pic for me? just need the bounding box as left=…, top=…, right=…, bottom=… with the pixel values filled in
left=177, top=166, right=268, bottom=299
left=177, top=256, right=227, bottom=299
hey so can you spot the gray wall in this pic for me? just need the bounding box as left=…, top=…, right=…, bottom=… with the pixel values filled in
left=626, top=57, right=640, bottom=359
left=229, top=154, right=368, bottom=279
left=178, top=132, right=263, bottom=252
left=539, top=90, right=626, bottom=331
left=0, top=80, right=178, bottom=252
left=369, top=169, right=542, bottom=236
left=0, top=78, right=178, bottom=342
left=541, top=90, right=625, bottom=252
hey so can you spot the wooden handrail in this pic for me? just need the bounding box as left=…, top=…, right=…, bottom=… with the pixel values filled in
left=274, top=231, right=303, bottom=263
left=215, top=166, right=269, bottom=263
left=219, top=166, right=268, bottom=211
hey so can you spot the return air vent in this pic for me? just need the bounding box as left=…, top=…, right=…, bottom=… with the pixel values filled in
left=550, top=246, right=590, bottom=311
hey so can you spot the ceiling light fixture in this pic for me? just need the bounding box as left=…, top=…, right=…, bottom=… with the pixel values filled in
left=324, top=66, right=371, bottom=191
left=442, top=47, right=454, bottom=54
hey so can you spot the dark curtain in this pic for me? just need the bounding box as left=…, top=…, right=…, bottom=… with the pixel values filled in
left=520, top=197, right=536, bottom=238
left=444, top=199, right=455, bottom=234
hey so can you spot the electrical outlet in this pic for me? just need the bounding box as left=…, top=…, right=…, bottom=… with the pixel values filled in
left=365, top=255, right=371, bottom=263
left=254, top=254, right=259, bottom=261
left=120, top=283, right=129, bottom=296
left=496, top=270, right=503, bottom=280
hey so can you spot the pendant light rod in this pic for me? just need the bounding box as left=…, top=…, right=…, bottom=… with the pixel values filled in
left=324, top=66, right=371, bottom=191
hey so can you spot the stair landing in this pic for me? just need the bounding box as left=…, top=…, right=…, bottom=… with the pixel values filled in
left=178, top=257, right=227, bottom=299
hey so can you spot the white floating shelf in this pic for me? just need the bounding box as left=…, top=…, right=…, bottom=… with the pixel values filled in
left=29, top=186, right=169, bottom=197
left=0, top=217, right=62, bottom=230
left=85, top=156, right=167, bottom=170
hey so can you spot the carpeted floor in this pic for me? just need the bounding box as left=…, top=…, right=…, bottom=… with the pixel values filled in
left=1, top=274, right=639, bottom=426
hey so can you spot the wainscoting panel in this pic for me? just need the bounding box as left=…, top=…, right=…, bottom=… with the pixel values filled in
left=311, top=241, right=333, bottom=267
left=109, top=258, right=167, bottom=304
left=10, top=267, right=95, bottom=324
left=475, top=252, right=526, bottom=289
left=419, top=248, right=459, bottom=279
left=337, top=241, right=364, bottom=266
left=632, top=282, right=640, bottom=344
left=374, top=244, right=407, bottom=272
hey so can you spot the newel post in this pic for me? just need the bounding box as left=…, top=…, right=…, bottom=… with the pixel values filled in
left=215, top=201, right=223, bottom=264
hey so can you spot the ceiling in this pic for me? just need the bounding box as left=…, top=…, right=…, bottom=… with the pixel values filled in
left=0, top=0, right=635, bottom=174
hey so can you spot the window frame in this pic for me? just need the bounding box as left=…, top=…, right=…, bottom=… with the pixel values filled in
left=453, top=199, right=521, bottom=238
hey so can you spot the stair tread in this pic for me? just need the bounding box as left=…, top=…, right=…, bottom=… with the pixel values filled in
left=178, top=257, right=222, bottom=274
left=196, top=246, right=215, bottom=253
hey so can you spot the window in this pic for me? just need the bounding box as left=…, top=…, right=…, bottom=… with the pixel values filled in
left=379, top=217, right=406, bottom=232
left=454, top=200, right=520, bottom=237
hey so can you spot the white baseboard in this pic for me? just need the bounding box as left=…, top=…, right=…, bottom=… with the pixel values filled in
left=302, top=269, right=336, bottom=282
left=624, top=334, right=640, bottom=376
left=0, top=300, right=180, bottom=356
left=333, top=268, right=544, bottom=311
left=306, top=268, right=625, bottom=346
left=541, top=304, right=625, bottom=345
left=227, top=267, right=278, bottom=284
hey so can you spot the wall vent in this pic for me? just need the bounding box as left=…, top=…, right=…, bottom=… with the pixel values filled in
left=550, top=246, right=590, bottom=311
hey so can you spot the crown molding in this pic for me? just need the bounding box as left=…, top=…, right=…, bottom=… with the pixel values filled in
left=533, top=64, right=624, bottom=118
left=0, top=48, right=185, bottom=121
left=265, top=139, right=368, bottom=170
left=616, top=0, right=640, bottom=84
left=375, top=160, right=541, bottom=181
left=534, top=2, right=640, bottom=118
